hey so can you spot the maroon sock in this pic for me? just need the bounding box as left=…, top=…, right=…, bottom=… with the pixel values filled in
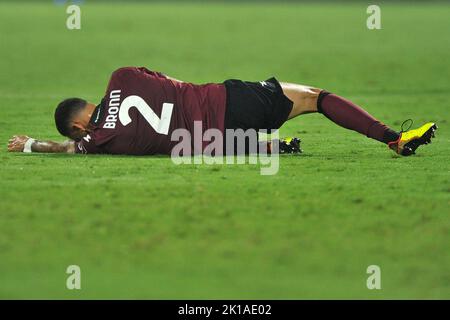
left=317, top=91, right=399, bottom=144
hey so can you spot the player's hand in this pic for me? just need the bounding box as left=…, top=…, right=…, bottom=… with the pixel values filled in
left=7, top=135, right=30, bottom=152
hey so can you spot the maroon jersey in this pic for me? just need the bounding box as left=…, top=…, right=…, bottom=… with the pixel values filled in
left=75, top=67, right=226, bottom=155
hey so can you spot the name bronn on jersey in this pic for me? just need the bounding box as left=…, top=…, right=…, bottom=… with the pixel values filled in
left=104, top=90, right=121, bottom=129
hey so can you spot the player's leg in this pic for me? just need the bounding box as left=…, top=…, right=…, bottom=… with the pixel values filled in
left=280, top=82, right=437, bottom=155
left=280, top=82, right=321, bottom=118
left=281, top=82, right=399, bottom=144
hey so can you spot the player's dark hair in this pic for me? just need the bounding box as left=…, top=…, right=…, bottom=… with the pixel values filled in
left=54, top=98, right=87, bottom=138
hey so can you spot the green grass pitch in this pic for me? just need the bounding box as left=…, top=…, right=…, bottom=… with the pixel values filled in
left=0, top=1, right=449, bottom=299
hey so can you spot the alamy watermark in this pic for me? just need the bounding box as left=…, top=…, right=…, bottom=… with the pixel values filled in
left=66, top=265, right=81, bottom=290
left=99, top=90, right=281, bottom=175
left=366, top=265, right=381, bottom=290
left=367, top=5, right=381, bottom=30
left=55, top=0, right=82, bottom=30
left=170, top=122, right=280, bottom=175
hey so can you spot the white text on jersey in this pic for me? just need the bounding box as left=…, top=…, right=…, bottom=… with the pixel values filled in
left=104, top=90, right=121, bottom=129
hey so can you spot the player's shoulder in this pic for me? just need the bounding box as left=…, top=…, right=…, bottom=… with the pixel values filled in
left=110, top=66, right=164, bottom=80
left=107, top=67, right=140, bottom=90
left=75, top=129, right=115, bottom=154
left=110, top=66, right=137, bottom=78
left=106, top=67, right=166, bottom=92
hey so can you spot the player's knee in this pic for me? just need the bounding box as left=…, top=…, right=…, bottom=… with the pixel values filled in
left=282, top=83, right=322, bottom=115
left=298, top=87, right=321, bottom=113
left=307, top=87, right=322, bottom=111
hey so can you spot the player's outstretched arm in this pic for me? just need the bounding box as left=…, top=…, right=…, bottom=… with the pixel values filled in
left=7, top=135, right=75, bottom=154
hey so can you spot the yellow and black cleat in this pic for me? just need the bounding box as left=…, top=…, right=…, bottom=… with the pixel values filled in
left=279, top=137, right=302, bottom=154
left=388, top=120, right=437, bottom=156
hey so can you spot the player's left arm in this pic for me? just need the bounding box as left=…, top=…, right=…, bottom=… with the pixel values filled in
left=7, top=135, right=75, bottom=153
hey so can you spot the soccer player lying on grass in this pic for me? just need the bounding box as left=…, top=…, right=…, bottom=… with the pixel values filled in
left=8, top=67, right=437, bottom=156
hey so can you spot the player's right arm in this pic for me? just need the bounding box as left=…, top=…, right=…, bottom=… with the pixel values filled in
left=7, top=135, right=75, bottom=153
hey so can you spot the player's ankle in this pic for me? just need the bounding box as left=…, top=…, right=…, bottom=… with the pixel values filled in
left=382, top=129, right=400, bottom=145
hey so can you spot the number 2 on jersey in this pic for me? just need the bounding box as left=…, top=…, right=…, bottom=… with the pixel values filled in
left=119, top=95, right=174, bottom=135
